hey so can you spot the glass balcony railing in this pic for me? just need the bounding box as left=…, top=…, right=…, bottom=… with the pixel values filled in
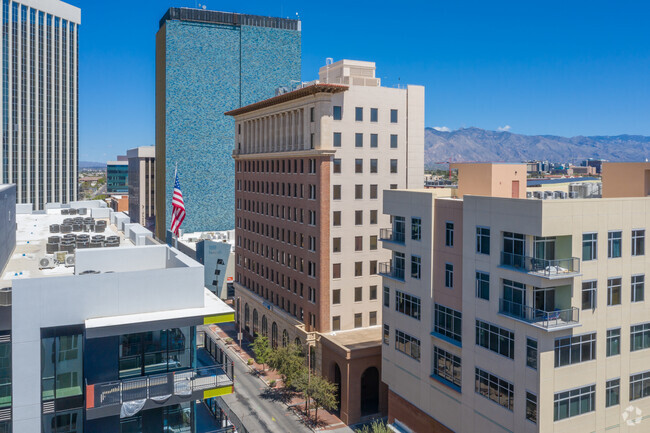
left=499, top=298, right=580, bottom=330
left=378, top=262, right=405, bottom=281
left=379, top=228, right=405, bottom=244
left=500, top=252, right=580, bottom=278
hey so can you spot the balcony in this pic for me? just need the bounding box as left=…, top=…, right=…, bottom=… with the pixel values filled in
left=499, top=298, right=580, bottom=331
left=500, top=252, right=581, bottom=279
left=378, top=262, right=405, bottom=282
left=379, top=228, right=405, bottom=245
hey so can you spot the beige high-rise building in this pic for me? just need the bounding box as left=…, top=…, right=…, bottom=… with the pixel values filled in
left=127, top=146, right=155, bottom=230
left=382, top=162, right=650, bottom=433
left=226, top=59, right=424, bottom=424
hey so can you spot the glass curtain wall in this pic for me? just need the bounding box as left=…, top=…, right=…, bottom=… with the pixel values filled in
left=119, top=327, right=194, bottom=378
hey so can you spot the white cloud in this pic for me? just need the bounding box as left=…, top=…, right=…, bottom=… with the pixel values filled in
left=433, top=126, right=451, bottom=132
left=498, top=125, right=511, bottom=132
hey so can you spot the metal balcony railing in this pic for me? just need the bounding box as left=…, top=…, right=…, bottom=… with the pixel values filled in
left=379, top=228, right=405, bottom=244
left=378, top=262, right=405, bottom=281
left=86, top=364, right=233, bottom=410
left=499, top=298, right=579, bottom=329
left=500, top=252, right=580, bottom=278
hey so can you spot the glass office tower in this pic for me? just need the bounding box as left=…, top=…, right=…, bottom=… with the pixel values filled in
left=155, top=8, right=301, bottom=238
left=0, top=0, right=80, bottom=210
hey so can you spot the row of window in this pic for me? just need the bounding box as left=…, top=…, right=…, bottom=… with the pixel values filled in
left=332, top=158, right=399, bottom=174
left=332, top=260, right=378, bottom=278
left=236, top=158, right=317, bottom=175
left=332, top=132, right=399, bottom=149
left=238, top=178, right=316, bottom=198
left=237, top=197, right=312, bottom=225
left=581, top=275, right=645, bottom=308
left=390, top=216, right=423, bottom=241
left=333, top=183, right=382, bottom=200
left=583, top=229, right=645, bottom=260
left=332, top=311, right=377, bottom=331
left=332, top=235, right=378, bottom=253
left=332, top=209, right=379, bottom=226
left=334, top=105, right=398, bottom=123
left=332, top=285, right=378, bottom=304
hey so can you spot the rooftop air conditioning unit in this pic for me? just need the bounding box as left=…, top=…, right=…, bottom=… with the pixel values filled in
left=64, top=255, right=75, bottom=267
left=39, top=256, right=55, bottom=269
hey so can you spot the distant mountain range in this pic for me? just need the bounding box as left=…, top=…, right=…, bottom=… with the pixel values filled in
left=425, top=127, right=650, bottom=167
left=79, top=161, right=106, bottom=169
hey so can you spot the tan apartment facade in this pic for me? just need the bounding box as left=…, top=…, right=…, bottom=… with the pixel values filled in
left=382, top=163, right=650, bottom=433
left=227, top=60, right=424, bottom=424
left=127, top=146, right=156, bottom=230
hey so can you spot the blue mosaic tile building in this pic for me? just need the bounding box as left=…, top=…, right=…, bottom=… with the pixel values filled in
left=155, top=8, right=301, bottom=237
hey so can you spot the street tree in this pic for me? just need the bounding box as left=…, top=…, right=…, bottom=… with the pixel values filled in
left=251, top=334, right=271, bottom=371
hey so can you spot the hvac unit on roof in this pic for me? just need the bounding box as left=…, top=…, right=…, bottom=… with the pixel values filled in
left=39, top=256, right=55, bottom=269
left=64, top=255, right=75, bottom=267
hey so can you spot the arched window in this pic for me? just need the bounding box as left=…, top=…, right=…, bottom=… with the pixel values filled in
left=282, top=330, right=289, bottom=347
left=253, top=309, right=259, bottom=335
left=262, top=315, right=268, bottom=337
left=244, top=303, right=250, bottom=333
left=271, top=322, right=278, bottom=348
left=294, top=337, right=302, bottom=347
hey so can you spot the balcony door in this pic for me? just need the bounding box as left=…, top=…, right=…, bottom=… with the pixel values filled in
left=503, top=232, right=526, bottom=267
left=503, top=280, right=526, bottom=318
left=393, top=217, right=405, bottom=243
left=534, top=288, right=556, bottom=312
left=534, top=237, right=556, bottom=261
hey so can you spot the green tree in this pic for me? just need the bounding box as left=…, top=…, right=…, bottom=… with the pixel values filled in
left=268, top=343, right=305, bottom=388
left=251, top=334, right=271, bottom=371
left=310, top=374, right=338, bottom=423
left=355, top=420, right=392, bottom=433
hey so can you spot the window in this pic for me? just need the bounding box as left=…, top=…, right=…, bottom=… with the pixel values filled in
left=370, top=159, right=378, bottom=173
left=42, top=333, right=83, bottom=401
left=333, top=237, right=341, bottom=253
left=370, top=260, right=377, bottom=275
left=370, top=108, right=378, bottom=122
left=476, top=227, right=490, bottom=254
left=526, top=338, right=537, bottom=369
left=445, top=222, right=454, bottom=247
left=333, top=185, right=341, bottom=200
left=369, top=311, right=377, bottom=326
left=607, top=277, right=622, bottom=306
left=333, top=132, right=341, bottom=147
left=383, top=324, right=389, bottom=344
left=355, top=261, right=362, bottom=276
left=310, top=107, right=315, bottom=122
left=631, top=322, right=650, bottom=351
left=355, top=210, right=363, bottom=225
left=526, top=392, right=537, bottom=424
left=432, top=347, right=461, bottom=389
left=370, top=133, right=378, bottom=148
left=608, top=231, right=622, bottom=258
left=370, top=210, right=378, bottom=224
left=582, top=280, right=596, bottom=310
left=434, top=304, right=462, bottom=344
left=354, top=184, right=363, bottom=200
left=310, top=133, right=314, bottom=149
left=554, top=385, right=595, bottom=421
left=369, top=235, right=378, bottom=250
left=605, top=379, right=620, bottom=407
left=607, top=328, right=620, bottom=357
left=355, top=159, right=363, bottom=173
left=630, top=370, right=650, bottom=401
left=370, top=285, right=377, bottom=300
left=333, top=211, right=341, bottom=226
left=332, top=263, right=341, bottom=279
left=333, top=289, right=341, bottom=304
left=332, top=316, right=341, bottom=331
left=355, top=286, right=362, bottom=302
left=390, top=134, right=398, bottom=148
left=445, top=264, right=453, bottom=288
left=632, top=274, right=645, bottom=302
left=395, top=290, right=421, bottom=320
left=353, top=236, right=363, bottom=251
left=333, top=159, right=341, bottom=173
left=554, top=333, right=596, bottom=367
left=390, top=109, right=398, bottom=123
left=395, top=329, right=420, bottom=361
left=632, top=229, right=645, bottom=256
left=582, top=233, right=597, bottom=261
left=355, top=107, right=363, bottom=121
left=475, top=368, right=514, bottom=411
left=333, top=105, right=342, bottom=120
left=476, top=272, right=489, bottom=300
left=390, top=159, right=398, bottom=173
left=475, top=320, right=515, bottom=359
left=355, top=133, right=363, bottom=147
left=411, top=256, right=421, bottom=279
left=390, top=184, right=398, bottom=190
left=411, top=217, right=421, bottom=240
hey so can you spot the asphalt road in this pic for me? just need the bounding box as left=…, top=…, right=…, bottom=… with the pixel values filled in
left=207, top=330, right=312, bottom=433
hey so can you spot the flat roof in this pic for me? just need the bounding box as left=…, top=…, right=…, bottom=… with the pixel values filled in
left=160, top=7, right=300, bottom=31
left=322, top=326, right=382, bottom=351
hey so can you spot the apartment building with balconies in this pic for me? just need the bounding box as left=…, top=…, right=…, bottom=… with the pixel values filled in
left=226, top=59, right=424, bottom=424
left=382, top=162, right=650, bottom=433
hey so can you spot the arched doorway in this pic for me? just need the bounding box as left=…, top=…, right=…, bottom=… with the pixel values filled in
left=333, top=363, right=342, bottom=415
left=360, top=367, right=379, bottom=416
left=253, top=309, right=259, bottom=335
left=262, top=316, right=268, bottom=337
left=271, top=322, right=278, bottom=348
left=282, top=330, right=289, bottom=347
left=244, top=303, right=250, bottom=333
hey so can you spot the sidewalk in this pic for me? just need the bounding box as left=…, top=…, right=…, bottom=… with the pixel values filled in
left=209, top=322, right=354, bottom=432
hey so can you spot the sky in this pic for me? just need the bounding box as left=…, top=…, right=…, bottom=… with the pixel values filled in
left=67, top=0, right=650, bottom=162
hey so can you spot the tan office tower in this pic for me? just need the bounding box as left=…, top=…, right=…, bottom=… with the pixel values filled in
left=127, top=145, right=155, bottom=230
left=227, top=59, right=424, bottom=425
left=382, top=162, right=650, bottom=433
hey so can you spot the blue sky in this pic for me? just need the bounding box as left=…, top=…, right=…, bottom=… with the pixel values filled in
left=68, top=0, right=650, bottom=162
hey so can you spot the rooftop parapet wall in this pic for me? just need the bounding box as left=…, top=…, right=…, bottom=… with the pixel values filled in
left=451, top=162, right=526, bottom=198
left=602, top=162, right=650, bottom=198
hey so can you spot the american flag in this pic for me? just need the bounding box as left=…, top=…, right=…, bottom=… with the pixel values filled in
left=170, top=169, right=185, bottom=236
